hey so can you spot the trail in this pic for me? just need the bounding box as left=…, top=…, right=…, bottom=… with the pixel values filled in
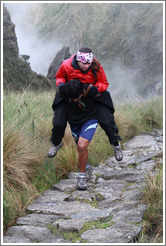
left=3, top=129, right=163, bottom=244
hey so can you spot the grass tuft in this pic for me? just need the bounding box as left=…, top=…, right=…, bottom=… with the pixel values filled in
left=136, top=165, right=163, bottom=243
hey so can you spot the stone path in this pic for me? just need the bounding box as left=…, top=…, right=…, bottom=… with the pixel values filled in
left=3, top=129, right=163, bottom=244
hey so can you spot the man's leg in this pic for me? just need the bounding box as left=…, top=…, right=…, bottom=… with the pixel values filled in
left=48, top=102, right=68, bottom=158
left=77, top=137, right=90, bottom=173
left=71, top=128, right=93, bottom=177
left=70, top=119, right=98, bottom=190
left=76, top=137, right=91, bottom=190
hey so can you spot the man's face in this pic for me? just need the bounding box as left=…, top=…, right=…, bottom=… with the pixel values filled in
left=78, top=61, right=91, bottom=71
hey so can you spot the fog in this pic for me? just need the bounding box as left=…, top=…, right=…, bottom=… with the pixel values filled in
left=5, top=3, right=63, bottom=75
left=104, top=61, right=141, bottom=103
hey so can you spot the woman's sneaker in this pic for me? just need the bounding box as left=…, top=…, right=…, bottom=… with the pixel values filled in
left=48, top=142, right=63, bottom=158
left=77, top=173, right=87, bottom=190
left=113, top=143, right=123, bottom=161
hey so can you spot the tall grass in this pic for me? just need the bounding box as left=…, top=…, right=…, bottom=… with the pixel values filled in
left=115, top=96, right=163, bottom=140
left=137, top=165, right=163, bottom=243
left=3, top=91, right=163, bottom=232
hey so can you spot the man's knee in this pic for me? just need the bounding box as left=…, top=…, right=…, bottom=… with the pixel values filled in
left=78, top=142, right=87, bottom=153
left=78, top=138, right=89, bottom=153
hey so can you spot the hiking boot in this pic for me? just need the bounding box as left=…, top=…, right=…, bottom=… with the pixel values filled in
left=85, top=162, right=93, bottom=180
left=113, top=143, right=123, bottom=161
left=48, top=142, right=63, bottom=158
left=77, top=174, right=88, bottom=190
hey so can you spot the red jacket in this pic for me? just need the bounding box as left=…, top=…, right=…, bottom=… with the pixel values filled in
left=55, top=55, right=109, bottom=92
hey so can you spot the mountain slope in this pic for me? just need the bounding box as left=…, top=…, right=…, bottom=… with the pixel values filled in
left=26, top=2, right=163, bottom=96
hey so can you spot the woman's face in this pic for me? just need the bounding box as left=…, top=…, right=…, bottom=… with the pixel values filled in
left=78, top=61, right=92, bottom=71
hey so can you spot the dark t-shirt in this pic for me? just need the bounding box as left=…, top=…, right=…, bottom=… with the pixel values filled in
left=67, top=96, right=97, bottom=126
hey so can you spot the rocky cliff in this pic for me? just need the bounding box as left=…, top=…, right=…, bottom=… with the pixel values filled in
left=3, top=5, right=51, bottom=92
left=47, top=46, right=71, bottom=80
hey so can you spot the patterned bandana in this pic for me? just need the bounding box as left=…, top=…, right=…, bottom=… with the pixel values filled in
left=76, top=51, right=93, bottom=64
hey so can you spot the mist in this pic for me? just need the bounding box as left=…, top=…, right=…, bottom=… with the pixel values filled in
left=5, top=3, right=63, bottom=76
left=103, top=61, right=141, bottom=103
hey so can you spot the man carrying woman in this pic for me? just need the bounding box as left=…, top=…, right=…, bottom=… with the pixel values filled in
left=48, top=47, right=123, bottom=163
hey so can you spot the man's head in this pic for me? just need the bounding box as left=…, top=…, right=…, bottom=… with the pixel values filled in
left=65, top=79, right=84, bottom=101
left=76, top=47, right=93, bottom=71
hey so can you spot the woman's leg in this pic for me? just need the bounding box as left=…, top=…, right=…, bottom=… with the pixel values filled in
left=97, top=103, right=121, bottom=145
left=51, top=101, right=68, bottom=145
left=48, top=102, right=68, bottom=158
left=95, top=93, right=123, bottom=161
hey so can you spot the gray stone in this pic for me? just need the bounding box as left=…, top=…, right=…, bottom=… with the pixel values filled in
left=92, top=164, right=113, bottom=176
left=135, top=150, right=163, bottom=164
left=70, top=190, right=96, bottom=202
left=27, top=201, right=98, bottom=216
left=42, top=238, right=67, bottom=243
left=155, top=136, right=163, bottom=142
left=52, top=179, right=77, bottom=192
left=110, top=201, right=144, bottom=214
left=3, top=236, right=31, bottom=243
left=94, top=186, right=121, bottom=200
left=98, top=200, right=144, bottom=213
left=125, top=183, right=144, bottom=191
left=68, top=171, right=78, bottom=179
left=136, top=160, right=156, bottom=172
left=5, top=225, right=60, bottom=243
left=35, top=190, right=70, bottom=203
left=98, top=163, right=114, bottom=170
left=151, top=129, right=163, bottom=136
left=124, top=134, right=157, bottom=149
left=112, top=207, right=146, bottom=223
left=122, top=189, right=143, bottom=201
left=102, top=168, right=144, bottom=183
left=70, top=207, right=111, bottom=220
left=16, top=213, right=61, bottom=226
left=121, top=149, right=135, bottom=156
left=81, top=222, right=142, bottom=243
left=94, top=180, right=126, bottom=200
left=53, top=218, right=90, bottom=232
left=107, top=154, right=136, bottom=167
left=96, top=179, right=127, bottom=191
left=47, top=46, right=71, bottom=80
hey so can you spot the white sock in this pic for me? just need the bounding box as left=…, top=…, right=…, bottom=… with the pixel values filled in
left=79, top=172, right=86, bottom=176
